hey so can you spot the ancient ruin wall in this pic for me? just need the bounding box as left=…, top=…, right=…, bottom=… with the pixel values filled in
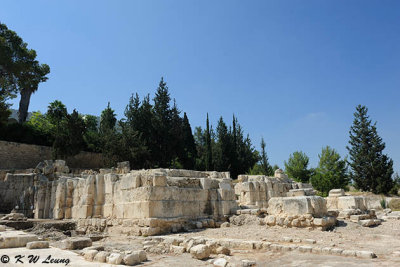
left=34, top=169, right=237, bottom=221
left=0, top=141, right=104, bottom=170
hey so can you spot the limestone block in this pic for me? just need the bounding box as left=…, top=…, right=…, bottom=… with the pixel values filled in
left=241, top=260, right=256, bottom=267
left=215, top=246, right=230, bottom=255
left=56, top=237, right=92, bottom=250
left=214, top=258, right=228, bottom=267
left=190, top=244, right=211, bottom=260
left=329, top=189, right=345, bottom=197
left=107, top=253, right=123, bottom=264
left=219, top=179, right=232, bottom=190
left=26, top=241, right=49, bottom=249
left=84, top=250, right=98, bottom=261
left=0, top=231, right=38, bottom=248
left=170, top=245, right=186, bottom=254
left=337, top=196, right=367, bottom=211
left=200, top=178, right=212, bottom=190
left=123, top=253, right=140, bottom=265
left=94, top=251, right=109, bottom=262
left=287, top=189, right=306, bottom=197
left=356, top=251, right=377, bottom=258
left=274, top=169, right=288, bottom=179
left=267, top=196, right=327, bottom=217
left=153, top=173, right=167, bottom=187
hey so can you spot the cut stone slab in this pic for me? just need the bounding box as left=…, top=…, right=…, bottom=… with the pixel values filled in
left=267, top=196, right=327, bottom=217
left=26, top=241, right=49, bottom=249
left=55, top=237, right=92, bottom=250
left=0, top=230, right=38, bottom=248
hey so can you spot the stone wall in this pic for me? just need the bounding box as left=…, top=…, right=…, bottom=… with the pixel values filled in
left=0, top=173, right=36, bottom=216
left=0, top=141, right=104, bottom=170
left=33, top=168, right=237, bottom=235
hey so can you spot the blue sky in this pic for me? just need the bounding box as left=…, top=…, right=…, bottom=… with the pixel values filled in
left=2, top=0, right=399, bottom=173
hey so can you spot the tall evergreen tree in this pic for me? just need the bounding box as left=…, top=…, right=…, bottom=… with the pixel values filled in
left=153, top=77, right=172, bottom=167
left=347, top=105, right=394, bottom=194
left=100, top=102, right=117, bottom=134
left=205, top=113, right=212, bottom=171
left=214, top=117, right=231, bottom=171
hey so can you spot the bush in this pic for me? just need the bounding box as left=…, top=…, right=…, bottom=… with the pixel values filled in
left=0, top=122, right=53, bottom=146
left=380, top=199, right=387, bottom=209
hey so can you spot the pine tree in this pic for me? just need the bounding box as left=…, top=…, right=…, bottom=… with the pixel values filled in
left=284, top=151, right=312, bottom=183
left=347, top=105, right=394, bottom=194
left=205, top=113, right=212, bottom=171
left=100, top=102, right=117, bottom=135
left=311, top=146, right=349, bottom=196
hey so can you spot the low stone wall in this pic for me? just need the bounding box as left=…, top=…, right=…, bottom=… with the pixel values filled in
left=0, top=141, right=104, bottom=170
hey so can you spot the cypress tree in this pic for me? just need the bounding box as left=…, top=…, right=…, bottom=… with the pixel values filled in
left=205, top=113, right=212, bottom=171
left=260, top=137, right=273, bottom=176
left=347, top=105, right=394, bottom=194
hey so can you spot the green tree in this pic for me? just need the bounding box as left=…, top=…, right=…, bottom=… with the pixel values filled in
left=284, top=151, right=312, bottom=183
left=213, top=117, right=231, bottom=171
left=99, top=102, right=120, bottom=166
left=205, top=113, right=213, bottom=171
left=347, top=105, right=394, bottom=194
left=310, top=146, right=349, bottom=196
left=0, top=23, right=50, bottom=123
left=0, top=96, right=11, bottom=126
left=64, top=110, right=86, bottom=156
left=26, top=111, right=53, bottom=135
left=152, top=77, right=172, bottom=167
left=180, top=112, right=197, bottom=169
left=260, top=137, right=273, bottom=176
left=47, top=100, right=67, bottom=126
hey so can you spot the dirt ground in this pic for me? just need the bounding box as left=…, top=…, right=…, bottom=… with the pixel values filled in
left=91, top=216, right=400, bottom=266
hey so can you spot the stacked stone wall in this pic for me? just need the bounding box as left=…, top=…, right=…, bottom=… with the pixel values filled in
left=0, top=141, right=104, bottom=170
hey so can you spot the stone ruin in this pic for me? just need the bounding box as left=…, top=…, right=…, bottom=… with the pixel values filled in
left=0, top=162, right=391, bottom=237
left=233, top=169, right=336, bottom=230
left=2, top=160, right=398, bottom=265
left=326, top=189, right=381, bottom=227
